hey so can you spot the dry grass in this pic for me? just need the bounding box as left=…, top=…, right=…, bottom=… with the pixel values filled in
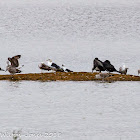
left=0, top=72, right=140, bottom=82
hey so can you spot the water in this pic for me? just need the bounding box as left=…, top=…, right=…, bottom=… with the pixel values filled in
left=0, top=81, right=140, bottom=140
left=0, top=2, right=140, bottom=74
left=0, top=1, right=140, bottom=140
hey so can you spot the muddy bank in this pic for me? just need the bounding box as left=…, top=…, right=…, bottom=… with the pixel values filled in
left=0, top=72, right=140, bottom=82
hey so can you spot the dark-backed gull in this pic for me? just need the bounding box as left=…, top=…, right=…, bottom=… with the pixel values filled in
left=62, top=64, right=73, bottom=72
left=46, top=59, right=63, bottom=72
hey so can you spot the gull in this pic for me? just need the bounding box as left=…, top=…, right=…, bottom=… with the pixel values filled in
left=6, top=61, right=21, bottom=75
left=46, top=59, right=64, bottom=72
left=119, top=64, right=128, bottom=75
left=38, top=62, right=52, bottom=72
left=8, top=55, right=21, bottom=67
left=62, top=64, right=73, bottom=72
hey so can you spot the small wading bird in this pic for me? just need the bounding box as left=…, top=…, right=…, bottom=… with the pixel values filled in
left=8, top=55, right=21, bottom=67
left=119, top=64, right=128, bottom=75
left=6, top=61, right=21, bottom=75
left=46, top=59, right=64, bottom=72
left=92, top=58, right=105, bottom=72
left=62, top=64, right=73, bottom=72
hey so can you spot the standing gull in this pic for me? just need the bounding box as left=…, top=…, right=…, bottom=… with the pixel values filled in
left=119, top=64, right=128, bottom=75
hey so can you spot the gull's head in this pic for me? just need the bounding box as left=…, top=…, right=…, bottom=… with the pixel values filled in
left=49, top=59, right=52, bottom=62
left=47, top=59, right=52, bottom=62
left=39, top=62, right=44, bottom=67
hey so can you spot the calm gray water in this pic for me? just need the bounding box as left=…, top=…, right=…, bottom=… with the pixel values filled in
left=0, top=1, right=140, bottom=140
left=0, top=2, right=140, bottom=74
left=0, top=81, right=140, bottom=140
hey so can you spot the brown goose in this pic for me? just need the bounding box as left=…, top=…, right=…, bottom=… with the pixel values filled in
left=8, top=55, right=21, bottom=67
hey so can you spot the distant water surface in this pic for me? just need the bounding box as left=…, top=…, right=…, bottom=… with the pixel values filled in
left=0, top=81, right=140, bottom=140
left=0, top=3, right=140, bottom=74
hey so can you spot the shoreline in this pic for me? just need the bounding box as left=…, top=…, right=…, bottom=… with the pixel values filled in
left=0, top=72, right=140, bottom=82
